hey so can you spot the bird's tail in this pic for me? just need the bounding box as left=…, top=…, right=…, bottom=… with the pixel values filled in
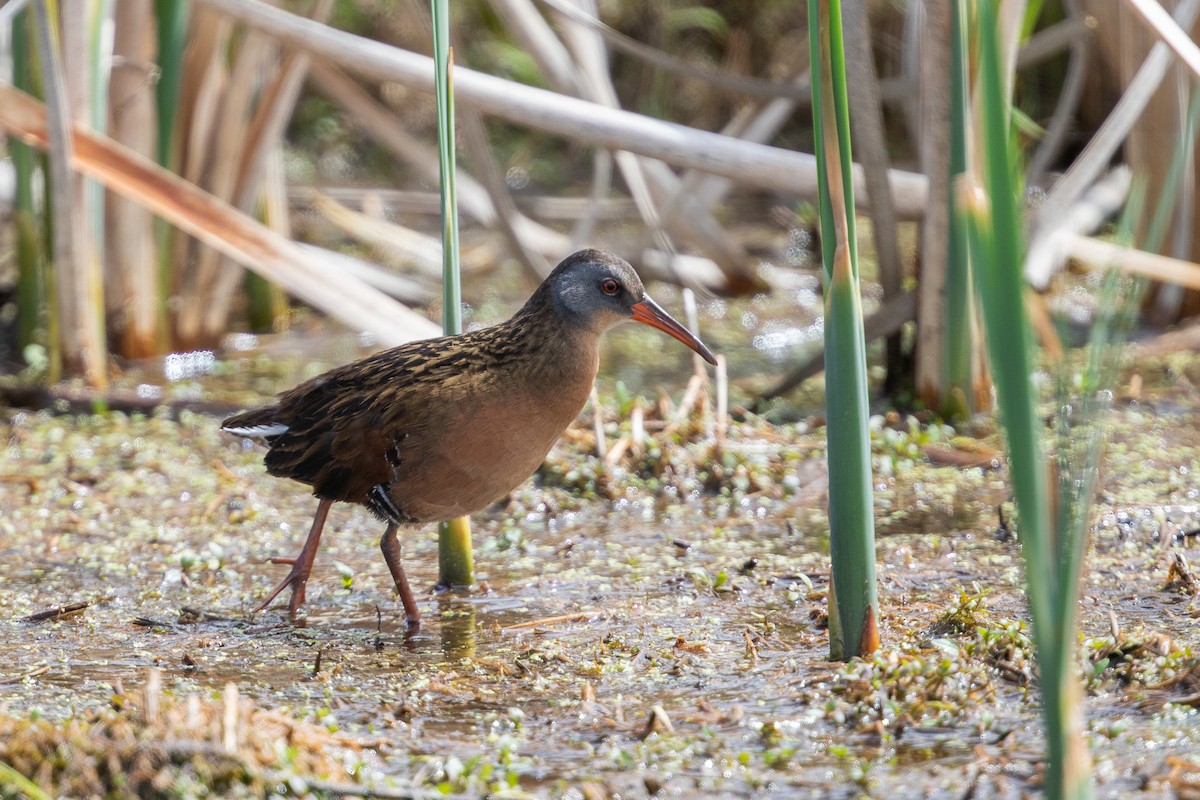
left=221, top=407, right=289, bottom=442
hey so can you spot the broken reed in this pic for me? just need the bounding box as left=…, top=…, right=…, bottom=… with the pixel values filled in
left=431, top=0, right=476, bottom=586
left=807, top=0, right=879, bottom=661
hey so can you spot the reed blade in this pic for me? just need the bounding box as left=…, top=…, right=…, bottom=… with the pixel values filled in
left=963, top=3, right=1093, bottom=796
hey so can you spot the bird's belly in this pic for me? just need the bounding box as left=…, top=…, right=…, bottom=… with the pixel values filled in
left=396, top=393, right=585, bottom=522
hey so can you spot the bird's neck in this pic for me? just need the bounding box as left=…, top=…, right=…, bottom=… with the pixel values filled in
left=503, top=302, right=602, bottom=387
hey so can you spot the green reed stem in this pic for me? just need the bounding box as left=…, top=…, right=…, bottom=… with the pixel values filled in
left=11, top=8, right=48, bottom=356
left=964, top=4, right=1091, bottom=797
left=431, top=0, right=474, bottom=586
left=155, top=0, right=189, bottom=343
left=154, top=0, right=188, bottom=168
left=808, top=0, right=879, bottom=660
left=943, top=0, right=974, bottom=418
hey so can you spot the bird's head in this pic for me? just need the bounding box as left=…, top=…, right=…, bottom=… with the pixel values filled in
left=544, top=249, right=717, bottom=365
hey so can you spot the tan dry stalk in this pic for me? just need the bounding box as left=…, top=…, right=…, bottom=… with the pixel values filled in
left=1124, top=0, right=1200, bottom=78
left=176, top=29, right=276, bottom=345
left=0, top=82, right=441, bottom=346
left=40, top=0, right=107, bottom=386
left=199, top=0, right=335, bottom=341
left=305, top=61, right=572, bottom=260
left=108, top=0, right=162, bottom=358
left=307, top=60, right=497, bottom=228
left=192, top=0, right=930, bottom=216
left=553, top=0, right=754, bottom=291
left=458, top=106, right=554, bottom=280
left=1064, top=233, right=1200, bottom=290
left=308, top=190, right=496, bottom=277
left=914, top=0, right=953, bottom=409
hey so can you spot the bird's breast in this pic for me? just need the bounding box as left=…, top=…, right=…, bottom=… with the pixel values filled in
left=390, top=371, right=594, bottom=522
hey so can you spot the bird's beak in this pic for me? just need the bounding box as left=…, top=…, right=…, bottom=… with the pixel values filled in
left=630, top=297, right=718, bottom=365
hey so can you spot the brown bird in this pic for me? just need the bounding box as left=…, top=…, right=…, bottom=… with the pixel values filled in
left=222, top=249, right=716, bottom=629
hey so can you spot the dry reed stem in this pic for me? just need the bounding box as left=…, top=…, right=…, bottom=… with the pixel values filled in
left=201, top=0, right=335, bottom=340
left=0, top=83, right=442, bottom=346
left=1064, top=232, right=1200, bottom=290
left=460, top=106, right=554, bottom=280
left=37, top=1, right=107, bottom=386
left=1125, top=0, right=1200, bottom=78
left=108, top=0, right=162, bottom=358
left=192, top=0, right=930, bottom=214
left=307, top=60, right=571, bottom=264
left=309, top=190, right=452, bottom=277
left=551, top=0, right=752, bottom=289
left=1030, top=0, right=1200, bottom=272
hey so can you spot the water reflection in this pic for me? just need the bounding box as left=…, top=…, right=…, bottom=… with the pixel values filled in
left=752, top=318, right=825, bottom=362
left=163, top=350, right=216, bottom=381
left=438, top=596, right=478, bottom=661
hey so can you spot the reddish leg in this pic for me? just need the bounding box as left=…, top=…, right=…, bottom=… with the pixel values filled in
left=255, top=498, right=333, bottom=620
left=380, top=523, right=421, bottom=632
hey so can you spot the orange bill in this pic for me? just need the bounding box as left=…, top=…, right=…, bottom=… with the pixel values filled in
left=630, top=297, right=718, bottom=365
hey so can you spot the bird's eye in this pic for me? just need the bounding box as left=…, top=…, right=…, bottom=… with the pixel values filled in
left=600, top=278, right=620, bottom=295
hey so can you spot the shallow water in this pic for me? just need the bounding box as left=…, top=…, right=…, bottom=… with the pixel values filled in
left=1, top=335, right=1199, bottom=797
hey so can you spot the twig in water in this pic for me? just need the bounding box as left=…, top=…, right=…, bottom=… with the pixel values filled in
left=0, top=665, right=52, bottom=685
left=24, top=601, right=90, bottom=623
left=604, top=435, right=631, bottom=466
left=715, top=354, right=728, bottom=442
left=640, top=705, right=675, bottom=739
left=143, top=667, right=161, bottom=726
left=501, top=612, right=593, bottom=632
left=201, top=490, right=229, bottom=522
left=210, top=459, right=240, bottom=483
left=222, top=683, right=239, bottom=754
left=630, top=402, right=646, bottom=456
left=589, top=386, right=607, bottom=459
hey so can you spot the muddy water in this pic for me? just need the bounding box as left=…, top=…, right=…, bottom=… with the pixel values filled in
left=1, top=335, right=1199, bottom=797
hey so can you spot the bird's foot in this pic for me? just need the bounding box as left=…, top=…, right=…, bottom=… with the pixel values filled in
left=253, top=498, right=330, bottom=623
left=253, top=564, right=309, bottom=621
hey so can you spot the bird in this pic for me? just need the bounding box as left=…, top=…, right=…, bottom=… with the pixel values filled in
left=221, top=249, right=717, bottom=629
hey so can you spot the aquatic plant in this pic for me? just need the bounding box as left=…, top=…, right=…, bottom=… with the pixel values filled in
left=807, top=0, right=879, bottom=660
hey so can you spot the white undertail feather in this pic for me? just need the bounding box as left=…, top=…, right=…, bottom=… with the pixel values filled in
left=222, top=422, right=289, bottom=438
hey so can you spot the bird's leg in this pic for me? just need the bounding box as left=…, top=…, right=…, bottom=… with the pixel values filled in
left=380, top=523, right=422, bottom=632
left=255, top=498, right=333, bottom=620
